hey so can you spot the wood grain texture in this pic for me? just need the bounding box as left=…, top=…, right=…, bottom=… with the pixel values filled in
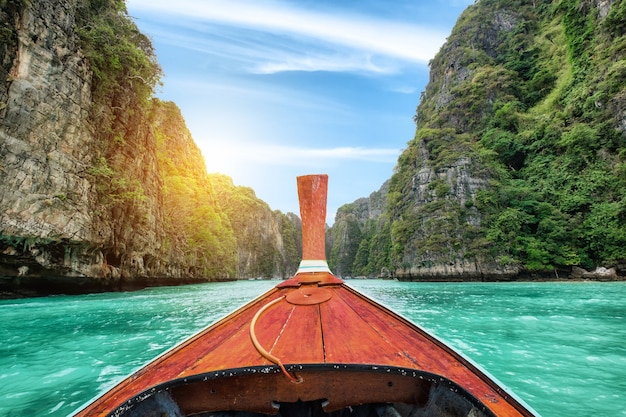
left=297, top=174, right=327, bottom=261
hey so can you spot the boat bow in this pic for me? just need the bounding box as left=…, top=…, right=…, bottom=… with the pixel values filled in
left=73, top=174, right=537, bottom=417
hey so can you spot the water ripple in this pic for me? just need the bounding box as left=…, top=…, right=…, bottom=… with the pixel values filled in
left=0, top=280, right=624, bottom=417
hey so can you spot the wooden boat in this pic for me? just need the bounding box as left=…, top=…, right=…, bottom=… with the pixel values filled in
left=74, top=174, right=538, bottom=417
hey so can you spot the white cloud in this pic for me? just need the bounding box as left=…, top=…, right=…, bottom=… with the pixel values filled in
left=276, top=145, right=401, bottom=163
left=148, top=25, right=402, bottom=75
left=253, top=53, right=397, bottom=75
left=390, top=85, right=418, bottom=94
left=201, top=141, right=401, bottom=172
left=128, top=0, right=447, bottom=74
left=167, top=76, right=357, bottom=121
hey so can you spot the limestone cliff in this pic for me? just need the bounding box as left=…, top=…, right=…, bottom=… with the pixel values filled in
left=0, top=0, right=300, bottom=296
left=328, top=182, right=391, bottom=278
left=210, top=174, right=302, bottom=280
left=331, top=0, right=626, bottom=281
left=0, top=0, right=102, bottom=293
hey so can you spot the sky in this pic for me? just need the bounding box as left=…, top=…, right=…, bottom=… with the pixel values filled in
left=125, top=0, right=474, bottom=224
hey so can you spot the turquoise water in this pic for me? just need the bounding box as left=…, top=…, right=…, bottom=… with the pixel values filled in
left=0, top=280, right=624, bottom=417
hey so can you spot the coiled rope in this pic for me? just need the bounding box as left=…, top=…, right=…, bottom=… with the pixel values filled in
left=249, top=296, right=303, bottom=383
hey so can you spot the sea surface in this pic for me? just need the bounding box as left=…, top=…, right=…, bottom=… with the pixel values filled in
left=0, top=280, right=624, bottom=417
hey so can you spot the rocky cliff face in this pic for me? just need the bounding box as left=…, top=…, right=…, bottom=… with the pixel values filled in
left=391, top=0, right=626, bottom=281
left=210, top=175, right=302, bottom=280
left=0, top=0, right=182, bottom=292
left=1, top=0, right=94, bottom=241
left=0, top=0, right=103, bottom=293
left=328, top=182, right=390, bottom=278
left=0, top=0, right=299, bottom=296
left=331, top=0, right=626, bottom=281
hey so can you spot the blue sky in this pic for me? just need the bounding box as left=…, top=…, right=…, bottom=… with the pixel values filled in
left=125, top=0, right=474, bottom=223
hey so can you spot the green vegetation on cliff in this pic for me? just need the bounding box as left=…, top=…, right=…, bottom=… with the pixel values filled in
left=469, top=0, right=626, bottom=272
left=0, top=0, right=301, bottom=291
left=328, top=185, right=391, bottom=278
left=0, top=1, right=24, bottom=81
left=210, top=174, right=301, bottom=278
left=77, top=0, right=161, bottom=105
left=150, top=100, right=238, bottom=278
left=74, top=0, right=300, bottom=280
left=331, top=0, right=626, bottom=279
left=76, top=0, right=165, bottom=271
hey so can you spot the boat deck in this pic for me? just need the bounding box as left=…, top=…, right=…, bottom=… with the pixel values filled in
left=75, top=276, right=533, bottom=417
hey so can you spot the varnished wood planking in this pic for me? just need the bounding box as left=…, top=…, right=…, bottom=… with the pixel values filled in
left=331, top=286, right=533, bottom=417
left=269, top=303, right=325, bottom=363
left=74, top=283, right=534, bottom=417
left=331, top=286, right=456, bottom=370
left=319, top=287, right=414, bottom=366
